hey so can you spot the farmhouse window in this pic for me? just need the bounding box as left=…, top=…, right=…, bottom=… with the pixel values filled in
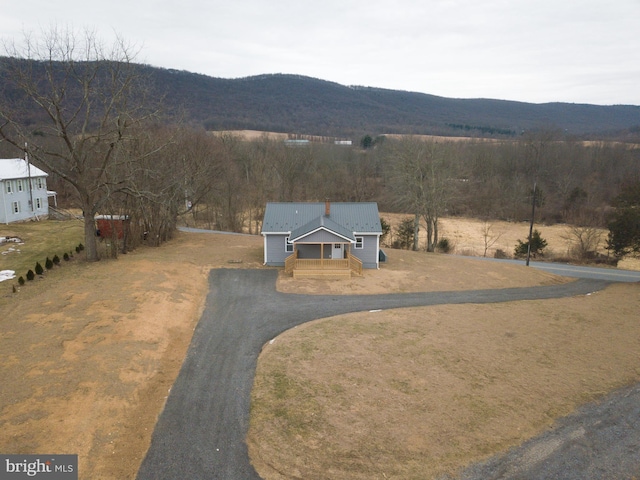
left=17, top=180, right=23, bottom=192
left=355, top=236, right=364, bottom=249
left=35, top=198, right=42, bottom=210
left=12, top=201, right=20, bottom=214
left=285, top=236, right=294, bottom=253
left=5, top=181, right=12, bottom=194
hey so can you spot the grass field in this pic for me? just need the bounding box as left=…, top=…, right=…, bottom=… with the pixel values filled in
left=248, top=287, right=640, bottom=479
left=0, top=219, right=84, bottom=284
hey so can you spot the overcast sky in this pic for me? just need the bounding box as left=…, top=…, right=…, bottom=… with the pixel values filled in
left=2, top=0, right=640, bottom=105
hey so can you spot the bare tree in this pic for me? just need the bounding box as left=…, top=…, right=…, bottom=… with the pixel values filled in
left=481, top=221, right=504, bottom=257
left=562, top=225, right=603, bottom=260
left=271, top=142, right=313, bottom=201
left=0, top=27, right=160, bottom=261
left=386, top=138, right=454, bottom=251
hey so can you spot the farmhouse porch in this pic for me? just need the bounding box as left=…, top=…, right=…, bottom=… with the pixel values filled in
left=284, top=243, right=363, bottom=278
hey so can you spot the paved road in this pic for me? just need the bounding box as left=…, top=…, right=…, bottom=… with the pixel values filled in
left=136, top=270, right=616, bottom=480
left=455, top=255, right=640, bottom=283
left=528, top=261, right=640, bottom=282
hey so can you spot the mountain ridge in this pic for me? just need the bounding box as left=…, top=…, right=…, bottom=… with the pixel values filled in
left=2, top=56, right=639, bottom=139
left=144, top=67, right=640, bottom=138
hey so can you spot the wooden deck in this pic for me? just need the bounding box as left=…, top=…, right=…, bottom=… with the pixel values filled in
left=285, top=252, right=363, bottom=278
left=293, top=268, right=352, bottom=279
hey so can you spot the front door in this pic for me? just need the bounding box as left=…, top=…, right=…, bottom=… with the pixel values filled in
left=332, top=243, right=343, bottom=259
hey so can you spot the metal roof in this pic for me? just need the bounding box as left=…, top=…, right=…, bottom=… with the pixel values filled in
left=289, top=214, right=356, bottom=242
left=0, top=159, right=48, bottom=180
left=261, top=202, right=382, bottom=235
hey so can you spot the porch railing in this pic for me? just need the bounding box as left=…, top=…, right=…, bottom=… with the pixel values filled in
left=284, top=251, right=298, bottom=274
left=284, top=251, right=363, bottom=277
left=295, top=258, right=349, bottom=269
left=349, top=254, right=363, bottom=276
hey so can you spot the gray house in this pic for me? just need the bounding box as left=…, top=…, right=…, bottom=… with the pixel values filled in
left=261, top=201, right=383, bottom=277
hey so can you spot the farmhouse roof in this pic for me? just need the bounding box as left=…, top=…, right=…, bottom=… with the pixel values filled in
left=0, top=158, right=48, bottom=181
left=261, top=202, right=382, bottom=235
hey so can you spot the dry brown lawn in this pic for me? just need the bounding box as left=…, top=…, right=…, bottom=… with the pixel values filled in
left=249, top=285, right=640, bottom=479
left=0, top=221, right=638, bottom=480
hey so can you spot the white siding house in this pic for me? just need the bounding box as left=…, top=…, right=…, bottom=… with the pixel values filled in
left=0, top=158, right=50, bottom=224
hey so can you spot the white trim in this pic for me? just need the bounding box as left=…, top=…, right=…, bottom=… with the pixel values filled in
left=290, top=226, right=355, bottom=243
left=285, top=236, right=294, bottom=252
left=263, top=235, right=268, bottom=264
left=355, top=236, right=364, bottom=249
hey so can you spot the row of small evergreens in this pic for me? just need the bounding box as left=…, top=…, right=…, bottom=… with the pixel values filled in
left=16, top=243, right=84, bottom=286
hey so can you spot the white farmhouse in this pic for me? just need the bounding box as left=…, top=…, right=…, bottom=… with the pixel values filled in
left=0, top=158, right=52, bottom=224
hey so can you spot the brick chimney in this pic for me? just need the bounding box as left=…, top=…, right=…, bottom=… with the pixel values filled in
left=325, top=199, right=330, bottom=216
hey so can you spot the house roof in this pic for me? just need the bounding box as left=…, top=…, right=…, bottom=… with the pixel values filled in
left=289, top=214, right=356, bottom=242
left=0, top=158, right=48, bottom=181
left=261, top=202, right=382, bottom=235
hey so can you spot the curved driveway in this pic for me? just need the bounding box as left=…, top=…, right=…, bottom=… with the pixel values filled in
left=136, top=270, right=616, bottom=479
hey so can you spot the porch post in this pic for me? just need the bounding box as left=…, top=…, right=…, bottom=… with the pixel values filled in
left=320, top=243, right=324, bottom=267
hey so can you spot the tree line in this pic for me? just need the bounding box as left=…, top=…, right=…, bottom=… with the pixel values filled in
left=1, top=29, right=639, bottom=262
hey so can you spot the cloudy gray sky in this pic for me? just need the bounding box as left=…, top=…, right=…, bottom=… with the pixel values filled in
left=2, top=0, right=640, bottom=105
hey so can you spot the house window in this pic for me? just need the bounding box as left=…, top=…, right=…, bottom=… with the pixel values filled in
left=285, top=236, right=294, bottom=253
left=12, top=201, right=20, bottom=214
left=355, top=236, right=364, bottom=249
left=5, top=181, right=12, bottom=194
left=16, top=180, right=23, bottom=192
left=36, top=178, right=44, bottom=189
left=35, top=198, right=42, bottom=210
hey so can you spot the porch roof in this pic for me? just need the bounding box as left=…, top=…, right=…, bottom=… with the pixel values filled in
left=289, top=214, right=356, bottom=243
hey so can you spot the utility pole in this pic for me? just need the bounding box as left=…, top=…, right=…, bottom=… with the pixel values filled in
left=526, top=182, right=537, bottom=266
left=25, top=143, right=35, bottom=213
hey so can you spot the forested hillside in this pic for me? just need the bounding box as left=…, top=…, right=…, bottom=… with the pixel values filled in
left=2, top=57, right=640, bottom=139
left=147, top=68, right=640, bottom=138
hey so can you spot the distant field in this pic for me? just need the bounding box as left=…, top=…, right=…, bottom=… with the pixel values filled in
left=212, top=129, right=498, bottom=143
left=382, top=213, right=640, bottom=271
left=212, top=130, right=640, bottom=148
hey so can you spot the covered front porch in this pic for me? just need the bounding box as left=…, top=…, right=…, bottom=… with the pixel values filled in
left=284, top=242, right=363, bottom=278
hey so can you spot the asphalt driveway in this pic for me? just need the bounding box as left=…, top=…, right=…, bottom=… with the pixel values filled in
left=135, top=270, right=622, bottom=479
